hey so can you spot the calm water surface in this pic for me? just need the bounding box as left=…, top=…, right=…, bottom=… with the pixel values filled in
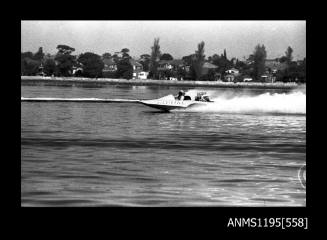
left=21, top=85, right=306, bottom=206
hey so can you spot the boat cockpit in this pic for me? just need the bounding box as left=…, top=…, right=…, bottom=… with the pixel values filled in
left=175, top=90, right=211, bottom=102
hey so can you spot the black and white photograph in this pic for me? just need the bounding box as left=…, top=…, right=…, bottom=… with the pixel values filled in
left=21, top=20, right=306, bottom=207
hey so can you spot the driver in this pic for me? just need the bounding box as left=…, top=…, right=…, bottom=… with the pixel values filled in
left=176, top=90, right=185, bottom=100
left=203, top=95, right=210, bottom=102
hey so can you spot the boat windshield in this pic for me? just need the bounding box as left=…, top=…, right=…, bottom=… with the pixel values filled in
left=195, top=92, right=210, bottom=101
left=183, top=95, right=192, bottom=100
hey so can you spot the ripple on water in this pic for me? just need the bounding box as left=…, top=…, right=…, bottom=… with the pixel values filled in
left=21, top=85, right=306, bottom=206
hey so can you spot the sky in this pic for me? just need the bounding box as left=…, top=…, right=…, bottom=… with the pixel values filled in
left=21, top=21, right=306, bottom=61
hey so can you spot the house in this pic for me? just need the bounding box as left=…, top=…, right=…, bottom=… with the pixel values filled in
left=261, top=73, right=277, bottom=83
left=157, top=59, right=186, bottom=80
left=129, top=58, right=144, bottom=79
left=223, top=68, right=240, bottom=82
left=102, top=58, right=117, bottom=72
left=72, top=66, right=83, bottom=76
left=102, top=57, right=146, bottom=79
left=158, top=59, right=185, bottom=71
left=170, top=59, right=185, bottom=69
left=158, top=60, right=174, bottom=70
left=264, top=59, right=289, bottom=83
left=138, top=71, right=149, bottom=80
left=261, top=75, right=269, bottom=82
left=264, top=59, right=283, bottom=82
left=224, top=74, right=235, bottom=82
left=225, top=68, right=240, bottom=76
left=129, top=59, right=143, bottom=71
left=102, top=58, right=118, bottom=78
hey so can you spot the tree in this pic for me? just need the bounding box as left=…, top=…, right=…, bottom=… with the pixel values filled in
left=34, top=47, right=44, bottom=61
left=200, top=69, right=216, bottom=81
left=210, top=53, right=231, bottom=77
left=285, top=46, right=293, bottom=64
left=102, top=53, right=112, bottom=59
left=159, top=69, right=173, bottom=80
left=279, top=58, right=306, bottom=83
left=230, top=57, right=236, bottom=66
left=78, top=52, right=104, bottom=78
left=297, top=57, right=306, bottom=83
left=121, top=48, right=129, bottom=54
left=43, top=58, right=56, bottom=76
left=193, top=41, right=205, bottom=80
left=160, top=53, right=174, bottom=61
left=176, top=67, right=187, bottom=80
left=112, top=53, right=120, bottom=63
left=276, top=46, right=297, bottom=82
left=55, top=54, right=76, bottom=76
left=56, top=45, right=75, bottom=55
left=21, top=51, right=34, bottom=59
left=140, top=54, right=151, bottom=71
left=21, top=51, right=43, bottom=75
left=235, top=59, right=247, bottom=70
left=182, top=54, right=196, bottom=80
left=21, top=52, right=33, bottom=75
left=121, top=48, right=130, bottom=58
left=252, top=44, right=267, bottom=81
left=21, top=50, right=46, bottom=75
left=21, top=58, right=25, bottom=75
left=223, top=49, right=227, bottom=60
left=21, top=57, right=40, bottom=75
left=182, top=54, right=195, bottom=66
left=116, top=58, right=133, bottom=79
left=149, top=38, right=161, bottom=79
left=279, top=56, right=288, bottom=63
left=140, top=54, right=151, bottom=60
left=55, top=44, right=76, bottom=76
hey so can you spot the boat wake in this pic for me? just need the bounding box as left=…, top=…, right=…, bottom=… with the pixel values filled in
left=21, top=89, right=306, bottom=115
left=179, top=90, right=306, bottom=115
left=21, top=97, right=139, bottom=103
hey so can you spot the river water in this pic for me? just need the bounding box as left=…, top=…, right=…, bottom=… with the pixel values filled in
left=21, top=84, right=306, bottom=206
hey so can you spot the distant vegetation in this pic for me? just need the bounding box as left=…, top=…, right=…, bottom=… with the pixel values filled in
left=21, top=39, right=306, bottom=83
left=148, top=38, right=161, bottom=79
left=77, top=52, right=104, bottom=78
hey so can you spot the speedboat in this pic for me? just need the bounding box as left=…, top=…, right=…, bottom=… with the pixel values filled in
left=21, top=91, right=214, bottom=112
left=139, top=91, right=213, bottom=112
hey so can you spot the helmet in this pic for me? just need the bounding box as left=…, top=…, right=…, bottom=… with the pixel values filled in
left=179, top=90, right=185, bottom=95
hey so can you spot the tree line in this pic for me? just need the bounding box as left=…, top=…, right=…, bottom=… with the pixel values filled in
left=21, top=39, right=306, bottom=82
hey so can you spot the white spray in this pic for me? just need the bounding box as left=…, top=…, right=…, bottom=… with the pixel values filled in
left=183, top=89, right=306, bottom=114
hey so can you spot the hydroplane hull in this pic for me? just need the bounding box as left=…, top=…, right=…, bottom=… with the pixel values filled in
left=21, top=93, right=213, bottom=112
left=139, top=95, right=209, bottom=111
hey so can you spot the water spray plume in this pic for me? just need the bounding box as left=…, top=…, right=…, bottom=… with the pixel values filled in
left=184, top=90, right=306, bottom=114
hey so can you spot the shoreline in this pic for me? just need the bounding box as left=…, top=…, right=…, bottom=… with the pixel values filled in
left=21, top=76, right=305, bottom=89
